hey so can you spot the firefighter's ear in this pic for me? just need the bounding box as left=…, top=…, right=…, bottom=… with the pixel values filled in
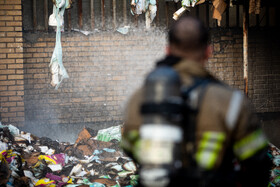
left=165, top=46, right=171, bottom=55
left=205, top=45, right=212, bottom=60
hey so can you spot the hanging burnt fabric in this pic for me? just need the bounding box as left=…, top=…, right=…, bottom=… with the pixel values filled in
left=181, top=0, right=199, bottom=7
left=49, top=0, right=72, bottom=89
left=173, top=0, right=205, bottom=20
left=130, top=0, right=157, bottom=29
left=212, top=0, right=227, bottom=25
left=249, top=0, right=261, bottom=14
left=145, top=0, right=157, bottom=29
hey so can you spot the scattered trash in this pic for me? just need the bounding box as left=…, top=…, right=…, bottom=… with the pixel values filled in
left=173, top=6, right=189, bottom=20
left=116, top=26, right=130, bottom=35
left=0, top=123, right=138, bottom=186
left=96, top=125, right=122, bottom=142
left=73, top=29, right=94, bottom=36
left=268, top=143, right=280, bottom=186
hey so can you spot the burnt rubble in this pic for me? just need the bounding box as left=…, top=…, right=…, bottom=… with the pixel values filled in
left=0, top=124, right=138, bottom=187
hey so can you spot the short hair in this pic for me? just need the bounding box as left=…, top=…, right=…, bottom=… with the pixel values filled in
left=168, top=16, right=209, bottom=53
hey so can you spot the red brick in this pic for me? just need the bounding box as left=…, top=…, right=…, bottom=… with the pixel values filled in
left=16, top=80, right=24, bottom=85
left=8, top=75, right=23, bottom=79
left=92, top=97, right=105, bottom=102
left=1, top=91, right=16, bottom=96
left=0, top=54, right=6, bottom=58
left=6, top=10, right=21, bottom=16
left=8, top=64, right=23, bottom=69
left=5, top=0, right=21, bottom=4
left=34, top=74, right=48, bottom=79
left=0, top=27, right=14, bottom=31
left=16, top=59, right=23, bottom=63
left=7, top=53, right=23, bottom=58
left=0, top=43, right=6, bottom=47
left=33, top=43, right=47, bottom=47
left=15, top=48, right=23, bottom=53
left=0, top=70, right=15, bottom=74
left=0, top=16, right=13, bottom=20
left=0, top=5, right=15, bottom=9
left=0, top=86, right=7, bottom=91
left=14, top=5, right=21, bottom=9
left=10, top=107, right=24, bottom=112
left=16, top=70, right=23, bottom=74
left=33, top=53, right=48, bottom=58
left=16, top=91, right=24, bottom=96
left=9, top=117, right=24, bottom=122
left=15, top=38, right=22, bottom=42
left=8, top=85, right=23, bottom=90
left=16, top=101, right=24, bottom=106
left=0, top=75, right=6, bottom=80
left=0, top=48, right=14, bottom=53
left=6, top=32, right=22, bottom=37
left=14, top=16, right=22, bottom=21
left=1, top=112, right=16, bottom=117
left=14, top=26, right=22, bottom=31
left=0, top=38, right=14, bottom=42
left=9, top=96, right=22, bottom=101
left=0, top=97, right=8, bottom=102
left=1, top=59, right=15, bottom=63
left=0, top=64, right=6, bottom=69
left=0, top=81, right=15, bottom=85
left=1, top=102, right=16, bottom=107
left=112, top=76, right=126, bottom=81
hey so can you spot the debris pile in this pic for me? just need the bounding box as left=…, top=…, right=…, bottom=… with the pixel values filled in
left=0, top=123, right=138, bottom=187
left=268, top=143, right=280, bottom=186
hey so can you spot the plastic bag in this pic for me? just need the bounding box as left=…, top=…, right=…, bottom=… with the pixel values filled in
left=97, top=125, right=122, bottom=142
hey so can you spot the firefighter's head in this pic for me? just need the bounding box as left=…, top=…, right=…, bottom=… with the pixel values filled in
left=166, top=16, right=211, bottom=65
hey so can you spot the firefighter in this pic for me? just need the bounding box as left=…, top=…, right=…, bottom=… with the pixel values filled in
left=121, top=16, right=271, bottom=186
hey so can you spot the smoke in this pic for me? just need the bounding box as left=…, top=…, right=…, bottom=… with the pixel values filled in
left=22, top=22, right=167, bottom=143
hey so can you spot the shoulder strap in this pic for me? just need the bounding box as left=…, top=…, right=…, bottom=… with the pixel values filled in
left=181, top=77, right=216, bottom=109
left=181, top=77, right=216, bottom=168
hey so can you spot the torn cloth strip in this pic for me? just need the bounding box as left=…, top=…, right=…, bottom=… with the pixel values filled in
left=182, top=0, right=199, bottom=7
left=49, top=0, right=70, bottom=89
left=130, top=0, right=157, bottom=29
left=212, top=0, right=227, bottom=21
left=249, top=0, right=261, bottom=14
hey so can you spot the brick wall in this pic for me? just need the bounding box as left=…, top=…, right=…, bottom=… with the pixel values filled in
left=22, top=31, right=166, bottom=141
left=208, top=29, right=244, bottom=90
left=248, top=29, right=280, bottom=112
left=0, top=0, right=24, bottom=126
left=21, top=28, right=280, bottom=141
left=208, top=29, right=280, bottom=113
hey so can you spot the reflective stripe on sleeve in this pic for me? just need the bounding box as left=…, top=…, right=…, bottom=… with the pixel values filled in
left=195, top=132, right=226, bottom=170
left=121, top=130, right=141, bottom=159
left=225, top=91, right=243, bottom=131
left=234, top=129, right=267, bottom=161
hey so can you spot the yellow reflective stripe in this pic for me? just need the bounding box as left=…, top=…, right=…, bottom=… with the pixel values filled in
left=196, top=132, right=225, bottom=170
left=121, top=130, right=141, bottom=161
left=234, top=129, right=267, bottom=161
left=121, top=130, right=139, bottom=152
